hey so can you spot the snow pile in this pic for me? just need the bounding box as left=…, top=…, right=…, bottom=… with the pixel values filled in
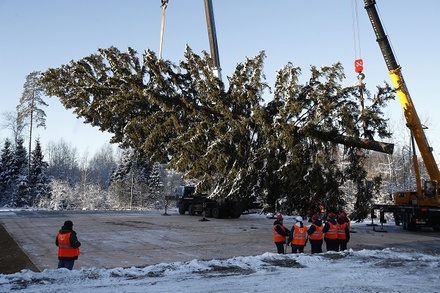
left=1, top=248, right=439, bottom=292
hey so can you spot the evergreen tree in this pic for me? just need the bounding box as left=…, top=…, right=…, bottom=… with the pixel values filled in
left=0, top=139, right=15, bottom=206
left=39, top=46, right=394, bottom=219
left=147, top=162, right=164, bottom=209
left=28, top=139, right=51, bottom=206
left=109, top=148, right=151, bottom=209
left=12, top=137, right=29, bottom=207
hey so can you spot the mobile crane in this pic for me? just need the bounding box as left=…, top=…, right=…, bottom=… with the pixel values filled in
left=365, top=0, right=440, bottom=231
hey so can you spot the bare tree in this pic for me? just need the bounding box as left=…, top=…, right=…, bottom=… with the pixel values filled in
left=1, top=111, right=25, bottom=145
left=88, top=144, right=117, bottom=188
left=45, top=139, right=80, bottom=186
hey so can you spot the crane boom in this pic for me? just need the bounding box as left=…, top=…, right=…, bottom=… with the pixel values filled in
left=366, top=0, right=440, bottom=231
left=204, top=0, right=222, bottom=80
left=364, top=0, right=440, bottom=186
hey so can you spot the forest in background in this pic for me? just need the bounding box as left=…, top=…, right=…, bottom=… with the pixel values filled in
left=0, top=136, right=184, bottom=211
left=0, top=132, right=420, bottom=220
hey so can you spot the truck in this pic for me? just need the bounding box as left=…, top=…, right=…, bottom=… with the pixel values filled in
left=176, top=185, right=243, bottom=219
left=365, top=0, right=440, bottom=231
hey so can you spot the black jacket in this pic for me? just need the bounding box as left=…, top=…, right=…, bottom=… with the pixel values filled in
left=307, top=220, right=323, bottom=236
left=273, top=220, right=290, bottom=237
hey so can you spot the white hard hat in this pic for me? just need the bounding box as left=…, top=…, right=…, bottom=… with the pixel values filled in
left=295, top=216, right=303, bottom=222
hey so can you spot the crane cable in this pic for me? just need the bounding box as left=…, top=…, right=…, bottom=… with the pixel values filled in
left=351, top=0, right=368, bottom=135
left=159, top=0, right=169, bottom=60
left=352, top=0, right=364, bottom=78
left=352, top=0, right=363, bottom=71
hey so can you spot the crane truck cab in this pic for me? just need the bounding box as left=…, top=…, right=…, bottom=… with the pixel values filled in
left=175, top=185, right=242, bottom=218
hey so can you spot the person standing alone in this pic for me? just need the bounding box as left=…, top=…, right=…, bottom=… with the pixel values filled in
left=56, top=220, right=81, bottom=270
left=272, top=214, right=290, bottom=254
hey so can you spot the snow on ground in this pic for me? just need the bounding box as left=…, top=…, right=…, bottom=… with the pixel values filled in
left=1, top=208, right=439, bottom=292
left=1, top=248, right=439, bottom=292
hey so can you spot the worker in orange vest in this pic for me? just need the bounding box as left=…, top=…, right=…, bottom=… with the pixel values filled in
left=307, top=214, right=323, bottom=254
left=56, top=220, right=81, bottom=270
left=337, top=212, right=350, bottom=251
left=323, top=212, right=338, bottom=251
left=338, top=211, right=351, bottom=229
left=272, top=214, right=290, bottom=254
left=287, top=216, right=308, bottom=253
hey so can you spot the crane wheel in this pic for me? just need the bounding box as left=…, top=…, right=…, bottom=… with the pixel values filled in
left=188, top=204, right=196, bottom=215
left=212, top=207, right=221, bottom=219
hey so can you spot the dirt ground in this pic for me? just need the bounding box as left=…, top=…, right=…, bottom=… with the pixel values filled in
left=1, top=209, right=440, bottom=275
left=0, top=223, right=38, bottom=274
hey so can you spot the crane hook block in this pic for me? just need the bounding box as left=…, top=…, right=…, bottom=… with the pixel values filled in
left=354, top=58, right=364, bottom=73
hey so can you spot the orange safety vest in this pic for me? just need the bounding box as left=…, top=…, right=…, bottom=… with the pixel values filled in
left=337, top=222, right=348, bottom=240
left=292, top=225, right=307, bottom=245
left=308, top=224, right=323, bottom=240
left=57, top=232, right=80, bottom=258
left=272, top=224, right=287, bottom=242
left=324, top=222, right=338, bottom=239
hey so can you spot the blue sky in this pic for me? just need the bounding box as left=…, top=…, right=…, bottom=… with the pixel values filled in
left=1, top=0, right=440, bottom=160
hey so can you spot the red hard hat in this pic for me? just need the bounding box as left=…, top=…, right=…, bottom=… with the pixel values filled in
left=328, top=212, right=336, bottom=218
left=312, top=214, right=319, bottom=220
left=339, top=211, right=347, bottom=219
left=276, top=214, right=283, bottom=221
